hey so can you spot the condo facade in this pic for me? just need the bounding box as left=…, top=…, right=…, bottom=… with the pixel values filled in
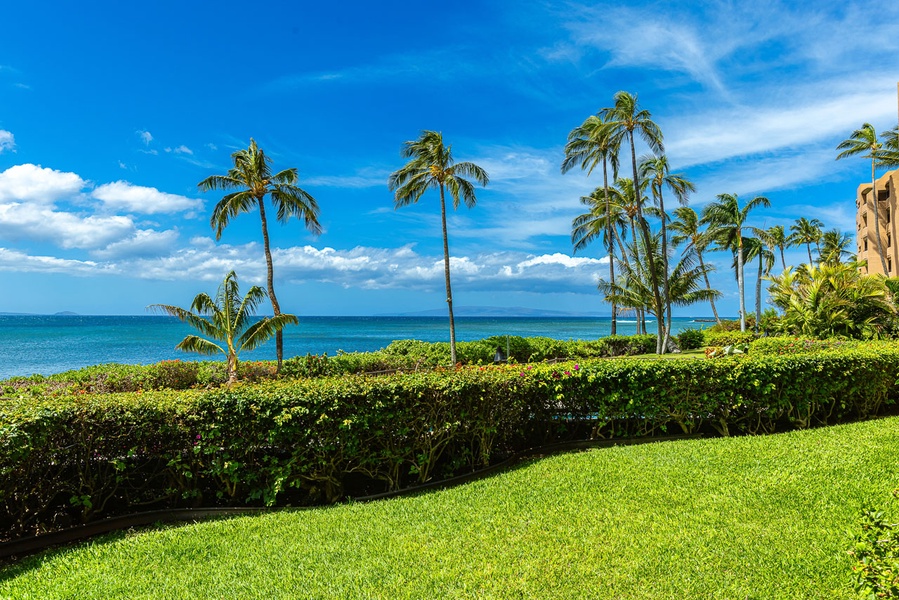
left=856, top=167, right=899, bottom=275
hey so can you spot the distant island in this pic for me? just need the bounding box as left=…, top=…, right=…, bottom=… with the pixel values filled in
left=383, top=306, right=607, bottom=318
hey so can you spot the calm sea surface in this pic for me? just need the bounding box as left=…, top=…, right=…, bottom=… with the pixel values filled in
left=0, top=315, right=712, bottom=380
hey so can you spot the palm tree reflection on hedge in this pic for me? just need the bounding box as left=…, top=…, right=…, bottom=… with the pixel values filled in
left=149, top=271, right=298, bottom=383
left=388, top=131, right=489, bottom=365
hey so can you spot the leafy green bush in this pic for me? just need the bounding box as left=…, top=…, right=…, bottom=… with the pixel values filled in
left=704, top=330, right=758, bottom=347
left=750, top=336, right=855, bottom=356
left=849, top=493, right=899, bottom=598
left=5, top=344, right=899, bottom=541
left=676, top=328, right=705, bottom=350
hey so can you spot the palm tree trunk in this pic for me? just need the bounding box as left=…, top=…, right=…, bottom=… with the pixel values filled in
left=602, top=160, right=616, bottom=336
left=697, top=250, right=721, bottom=325
left=737, top=235, right=746, bottom=332
left=439, top=184, right=457, bottom=365
left=871, top=160, right=890, bottom=274
left=659, top=189, right=672, bottom=353
left=257, top=198, right=284, bottom=371
left=806, top=242, right=813, bottom=266
left=779, top=246, right=786, bottom=271
left=628, top=133, right=664, bottom=353
left=755, top=255, right=762, bottom=334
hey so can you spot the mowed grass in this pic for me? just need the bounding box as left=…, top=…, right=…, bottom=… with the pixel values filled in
left=3, top=417, right=899, bottom=599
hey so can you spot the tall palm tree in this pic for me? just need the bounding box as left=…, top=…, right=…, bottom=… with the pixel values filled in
left=819, top=228, right=854, bottom=266
left=639, top=155, right=695, bottom=350
left=741, top=237, right=775, bottom=334
left=669, top=206, right=721, bottom=324
left=701, top=193, right=771, bottom=332
left=388, top=130, right=489, bottom=365
left=562, top=114, right=620, bottom=333
left=788, top=217, right=824, bottom=265
left=571, top=186, right=628, bottom=333
left=148, top=271, right=298, bottom=383
left=837, top=123, right=889, bottom=273
left=602, top=91, right=665, bottom=352
left=199, top=139, right=321, bottom=371
left=757, top=225, right=789, bottom=271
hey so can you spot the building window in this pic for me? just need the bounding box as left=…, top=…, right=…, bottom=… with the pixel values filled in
left=864, top=213, right=868, bottom=227
left=887, top=207, right=892, bottom=225
left=889, top=233, right=892, bottom=249
left=889, top=257, right=893, bottom=274
left=864, top=238, right=868, bottom=252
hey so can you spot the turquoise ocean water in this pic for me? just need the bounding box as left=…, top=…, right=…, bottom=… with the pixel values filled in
left=0, top=315, right=713, bottom=380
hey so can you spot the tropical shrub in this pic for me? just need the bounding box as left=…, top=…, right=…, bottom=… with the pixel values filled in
left=767, top=263, right=896, bottom=339
left=676, top=328, right=705, bottom=350
left=749, top=336, right=855, bottom=356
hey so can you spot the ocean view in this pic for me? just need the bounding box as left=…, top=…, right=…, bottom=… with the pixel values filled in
left=0, top=314, right=712, bottom=380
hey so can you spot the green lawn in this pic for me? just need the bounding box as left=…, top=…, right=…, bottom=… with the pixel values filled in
left=2, top=417, right=898, bottom=599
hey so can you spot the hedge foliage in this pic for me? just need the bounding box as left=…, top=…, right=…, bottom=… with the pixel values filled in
left=3, top=343, right=899, bottom=541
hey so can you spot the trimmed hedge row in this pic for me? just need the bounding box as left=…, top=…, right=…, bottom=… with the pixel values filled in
left=3, top=345, right=899, bottom=540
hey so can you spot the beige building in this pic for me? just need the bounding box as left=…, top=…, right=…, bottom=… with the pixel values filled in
left=856, top=167, right=899, bottom=275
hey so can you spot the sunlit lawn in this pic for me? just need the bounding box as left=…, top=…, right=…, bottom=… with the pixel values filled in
left=2, top=417, right=897, bottom=599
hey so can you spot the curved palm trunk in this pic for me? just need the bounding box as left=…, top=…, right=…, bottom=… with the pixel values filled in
left=258, top=199, right=285, bottom=370
left=602, top=160, right=616, bottom=336
left=439, top=184, right=457, bottom=364
left=696, top=249, right=721, bottom=324
left=778, top=246, right=786, bottom=271
left=628, top=133, right=664, bottom=352
left=871, top=160, right=890, bottom=274
left=805, top=242, right=813, bottom=266
left=626, top=218, right=644, bottom=335
left=737, top=234, right=746, bottom=332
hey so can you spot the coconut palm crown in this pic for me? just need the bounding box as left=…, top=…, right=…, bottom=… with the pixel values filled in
left=199, top=139, right=321, bottom=371
left=149, top=271, right=298, bottom=383
left=388, top=130, right=489, bottom=365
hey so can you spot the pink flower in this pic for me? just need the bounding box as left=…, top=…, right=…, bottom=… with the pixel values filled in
left=573, top=364, right=580, bottom=371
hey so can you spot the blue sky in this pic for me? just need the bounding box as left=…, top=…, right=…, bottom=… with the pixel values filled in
left=1, top=0, right=898, bottom=316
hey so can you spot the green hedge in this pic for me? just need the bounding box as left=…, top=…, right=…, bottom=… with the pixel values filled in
left=4, top=344, right=899, bottom=540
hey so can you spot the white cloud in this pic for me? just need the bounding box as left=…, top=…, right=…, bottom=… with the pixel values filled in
left=205, top=143, right=218, bottom=151
left=0, top=164, right=86, bottom=204
left=0, top=247, right=99, bottom=274
left=165, top=145, right=193, bottom=155
left=92, top=181, right=202, bottom=214
left=0, top=202, right=133, bottom=249
left=137, top=130, right=153, bottom=145
left=0, top=130, right=15, bottom=153
left=91, top=229, right=180, bottom=259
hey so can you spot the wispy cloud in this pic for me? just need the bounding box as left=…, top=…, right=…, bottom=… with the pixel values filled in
left=136, top=130, right=153, bottom=146
left=0, top=130, right=15, bottom=153
left=92, top=181, right=202, bottom=214
left=165, top=145, right=193, bottom=155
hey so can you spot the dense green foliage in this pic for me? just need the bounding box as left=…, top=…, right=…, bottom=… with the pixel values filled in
left=849, top=494, right=899, bottom=599
left=4, top=417, right=899, bottom=598
left=3, top=344, right=899, bottom=540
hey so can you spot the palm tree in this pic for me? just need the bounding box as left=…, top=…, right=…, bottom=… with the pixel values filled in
left=837, top=124, right=889, bottom=273
left=602, top=91, right=665, bottom=352
left=571, top=186, right=628, bottom=333
left=741, top=237, right=775, bottom=334
left=788, top=217, right=824, bottom=265
left=149, top=271, right=298, bottom=383
left=388, top=131, right=489, bottom=365
left=199, top=139, right=321, bottom=371
left=669, top=206, right=721, bottom=324
left=819, top=228, right=854, bottom=266
left=881, top=126, right=899, bottom=168
left=758, top=224, right=789, bottom=271
left=639, top=155, right=695, bottom=350
left=563, top=114, right=621, bottom=333
left=701, top=193, right=771, bottom=332
left=599, top=231, right=720, bottom=333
